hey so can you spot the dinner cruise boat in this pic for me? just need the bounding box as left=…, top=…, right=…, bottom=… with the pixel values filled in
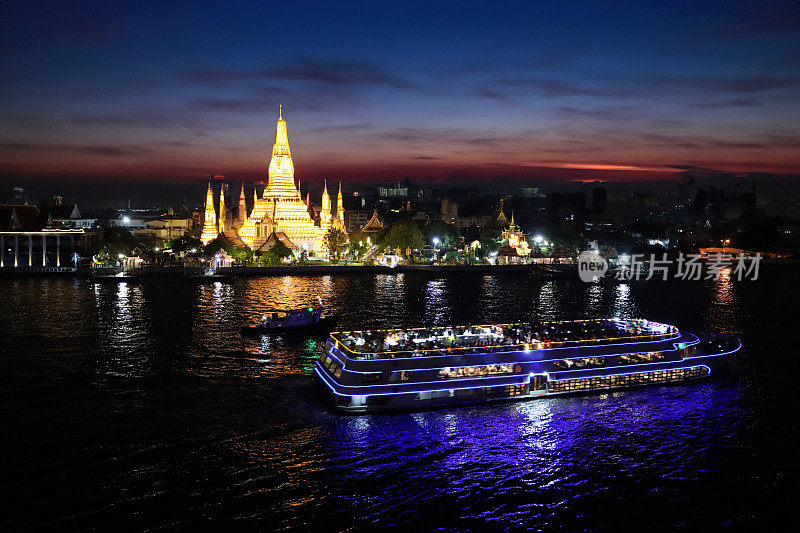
left=314, top=318, right=741, bottom=412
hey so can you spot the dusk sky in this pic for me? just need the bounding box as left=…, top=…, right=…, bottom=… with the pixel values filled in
left=1, top=0, right=799, bottom=193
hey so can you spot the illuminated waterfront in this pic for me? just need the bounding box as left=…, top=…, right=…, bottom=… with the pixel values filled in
left=2, top=269, right=797, bottom=529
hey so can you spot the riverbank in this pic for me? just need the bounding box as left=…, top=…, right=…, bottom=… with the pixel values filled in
left=1, top=259, right=797, bottom=278
left=0, top=263, right=545, bottom=277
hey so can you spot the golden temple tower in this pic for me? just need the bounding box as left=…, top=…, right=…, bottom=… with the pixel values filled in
left=237, top=181, right=247, bottom=228
left=238, top=108, right=324, bottom=251
left=200, top=182, right=218, bottom=245
left=218, top=183, right=226, bottom=232
left=336, top=181, right=345, bottom=224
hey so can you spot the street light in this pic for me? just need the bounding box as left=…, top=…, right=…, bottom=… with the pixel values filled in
left=534, top=235, right=544, bottom=244
left=432, top=237, right=440, bottom=262
left=122, top=216, right=130, bottom=224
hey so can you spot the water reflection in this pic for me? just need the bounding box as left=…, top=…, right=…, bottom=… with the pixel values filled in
left=0, top=270, right=788, bottom=530
left=424, top=279, right=449, bottom=325
left=92, top=281, right=150, bottom=378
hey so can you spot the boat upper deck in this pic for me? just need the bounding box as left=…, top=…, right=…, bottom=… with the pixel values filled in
left=330, top=318, right=679, bottom=360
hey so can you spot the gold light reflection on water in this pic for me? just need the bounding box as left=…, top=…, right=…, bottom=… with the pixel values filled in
left=712, top=267, right=735, bottom=306
left=537, top=281, right=557, bottom=320
left=185, top=276, right=339, bottom=378
left=424, top=279, right=450, bottom=325
left=92, top=281, right=149, bottom=378
left=709, top=267, right=739, bottom=332
left=227, top=425, right=328, bottom=499
left=584, top=282, right=604, bottom=317
left=243, top=276, right=334, bottom=313
left=612, top=283, right=632, bottom=319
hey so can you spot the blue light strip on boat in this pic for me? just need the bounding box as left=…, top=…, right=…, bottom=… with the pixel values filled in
left=547, top=340, right=740, bottom=381
left=327, top=334, right=701, bottom=374
left=314, top=364, right=532, bottom=397
left=326, top=333, right=723, bottom=378
left=314, top=361, right=716, bottom=399
left=548, top=364, right=712, bottom=383
left=330, top=330, right=682, bottom=362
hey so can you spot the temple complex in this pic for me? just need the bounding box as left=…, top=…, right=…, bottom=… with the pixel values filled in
left=200, top=109, right=346, bottom=255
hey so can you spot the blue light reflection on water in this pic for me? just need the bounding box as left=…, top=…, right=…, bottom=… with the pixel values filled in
left=319, top=382, right=746, bottom=529
left=1, top=270, right=797, bottom=530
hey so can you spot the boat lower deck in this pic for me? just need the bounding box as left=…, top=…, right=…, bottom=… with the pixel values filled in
left=316, top=362, right=715, bottom=413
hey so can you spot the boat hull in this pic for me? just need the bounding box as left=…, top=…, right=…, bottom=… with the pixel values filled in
left=242, top=315, right=337, bottom=336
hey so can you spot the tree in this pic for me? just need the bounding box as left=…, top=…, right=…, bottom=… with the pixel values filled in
left=229, top=246, right=253, bottom=264
left=423, top=220, right=460, bottom=249
left=478, top=227, right=502, bottom=258
left=380, top=217, right=424, bottom=256
left=261, top=240, right=293, bottom=265
left=167, top=235, right=203, bottom=254
left=323, top=228, right=347, bottom=262
left=100, top=226, right=136, bottom=257
left=344, top=233, right=370, bottom=261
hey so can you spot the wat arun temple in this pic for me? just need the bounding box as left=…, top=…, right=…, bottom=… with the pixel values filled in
left=199, top=109, right=347, bottom=255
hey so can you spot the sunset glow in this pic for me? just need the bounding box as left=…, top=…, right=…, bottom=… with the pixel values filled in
left=1, top=1, right=798, bottom=195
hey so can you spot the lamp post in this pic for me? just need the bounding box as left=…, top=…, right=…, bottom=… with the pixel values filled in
left=432, top=237, right=440, bottom=263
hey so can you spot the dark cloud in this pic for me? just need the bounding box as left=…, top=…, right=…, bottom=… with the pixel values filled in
left=307, top=122, right=374, bottom=133
left=77, top=145, right=155, bottom=156
left=690, top=98, right=763, bottom=109
left=1, top=141, right=156, bottom=157
left=637, top=132, right=793, bottom=151
left=375, top=127, right=506, bottom=147
left=496, top=78, right=630, bottom=98
left=471, top=88, right=510, bottom=101
left=184, top=59, right=417, bottom=89
left=648, top=75, right=798, bottom=94
left=70, top=111, right=170, bottom=126
left=479, top=74, right=797, bottom=103
left=554, top=106, right=639, bottom=121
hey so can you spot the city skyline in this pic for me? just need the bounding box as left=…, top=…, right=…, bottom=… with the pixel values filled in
left=1, top=1, right=798, bottom=193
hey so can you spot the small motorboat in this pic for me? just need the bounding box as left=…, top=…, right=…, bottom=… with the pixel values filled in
left=242, top=304, right=337, bottom=335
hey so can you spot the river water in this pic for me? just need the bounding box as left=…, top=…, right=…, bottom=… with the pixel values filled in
left=2, top=268, right=797, bottom=530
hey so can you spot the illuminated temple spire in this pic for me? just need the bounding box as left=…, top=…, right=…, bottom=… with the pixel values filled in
left=266, top=107, right=296, bottom=197
left=336, top=181, right=345, bottom=222
left=219, top=183, right=226, bottom=232
left=200, top=181, right=218, bottom=244
left=321, top=179, right=330, bottom=214
left=237, top=181, right=247, bottom=226
left=235, top=109, right=347, bottom=253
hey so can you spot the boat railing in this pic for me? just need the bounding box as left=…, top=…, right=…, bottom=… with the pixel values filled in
left=329, top=322, right=679, bottom=361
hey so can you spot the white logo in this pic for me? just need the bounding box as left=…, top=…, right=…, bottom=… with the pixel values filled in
left=578, top=251, right=608, bottom=282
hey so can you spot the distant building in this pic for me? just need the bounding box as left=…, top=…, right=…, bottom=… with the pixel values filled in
left=359, top=210, right=385, bottom=234
left=345, top=209, right=371, bottom=233
left=521, top=187, right=541, bottom=198
left=37, top=204, right=96, bottom=228
left=134, top=215, right=194, bottom=242
left=109, top=215, right=147, bottom=229
left=502, top=213, right=531, bottom=257
left=0, top=204, right=85, bottom=268
left=441, top=199, right=458, bottom=224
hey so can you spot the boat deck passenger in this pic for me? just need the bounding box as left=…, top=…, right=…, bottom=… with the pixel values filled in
left=332, top=319, right=676, bottom=360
